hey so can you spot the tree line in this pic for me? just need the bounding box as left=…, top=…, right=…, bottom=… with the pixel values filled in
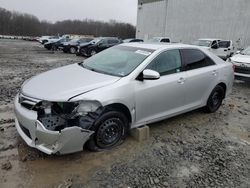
left=0, top=7, right=136, bottom=39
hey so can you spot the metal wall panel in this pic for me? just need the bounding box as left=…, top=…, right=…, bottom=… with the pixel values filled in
left=136, top=0, right=167, bottom=40
left=136, top=0, right=250, bottom=48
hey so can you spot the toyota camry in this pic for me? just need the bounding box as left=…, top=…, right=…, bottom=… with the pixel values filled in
left=14, top=43, right=234, bottom=154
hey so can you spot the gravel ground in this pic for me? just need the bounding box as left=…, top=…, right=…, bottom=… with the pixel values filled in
left=0, top=39, right=250, bottom=188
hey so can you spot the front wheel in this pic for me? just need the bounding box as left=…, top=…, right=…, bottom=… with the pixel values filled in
left=90, top=50, right=97, bottom=56
left=204, top=85, right=225, bottom=113
left=69, top=47, right=76, bottom=54
left=51, top=45, right=57, bottom=51
left=86, top=111, right=129, bottom=151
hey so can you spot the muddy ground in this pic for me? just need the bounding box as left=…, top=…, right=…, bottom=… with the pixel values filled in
left=0, top=39, right=250, bottom=188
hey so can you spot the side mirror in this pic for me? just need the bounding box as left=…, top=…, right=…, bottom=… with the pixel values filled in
left=143, top=69, right=160, bottom=80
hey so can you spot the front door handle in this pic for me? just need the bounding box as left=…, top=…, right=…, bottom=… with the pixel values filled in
left=178, top=77, right=185, bottom=84
left=212, top=70, right=217, bottom=76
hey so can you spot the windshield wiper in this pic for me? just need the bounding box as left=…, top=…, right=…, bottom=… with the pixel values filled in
left=79, top=63, right=103, bottom=73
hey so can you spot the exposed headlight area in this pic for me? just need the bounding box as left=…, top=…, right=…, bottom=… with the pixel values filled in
left=35, top=100, right=103, bottom=132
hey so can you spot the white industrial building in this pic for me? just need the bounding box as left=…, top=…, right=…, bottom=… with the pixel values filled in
left=136, top=0, right=250, bottom=48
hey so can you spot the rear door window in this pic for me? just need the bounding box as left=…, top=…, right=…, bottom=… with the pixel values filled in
left=181, top=49, right=215, bottom=71
left=108, top=39, right=119, bottom=44
left=218, top=41, right=230, bottom=48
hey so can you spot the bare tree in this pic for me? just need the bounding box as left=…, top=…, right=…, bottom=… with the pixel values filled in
left=0, top=7, right=136, bottom=39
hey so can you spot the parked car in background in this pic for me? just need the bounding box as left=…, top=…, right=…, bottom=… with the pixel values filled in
left=39, top=36, right=60, bottom=44
left=44, top=38, right=71, bottom=50
left=61, top=34, right=94, bottom=40
left=62, top=38, right=94, bottom=54
left=193, top=38, right=234, bottom=60
left=45, top=36, right=62, bottom=44
left=147, top=37, right=171, bottom=43
left=14, top=43, right=234, bottom=155
left=38, top=36, right=50, bottom=44
left=228, top=46, right=250, bottom=81
left=76, top=37, right=123, bottom=57
left=123, top=38, right=144, bottom=43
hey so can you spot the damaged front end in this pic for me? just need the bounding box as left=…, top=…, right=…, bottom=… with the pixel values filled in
left=14, top=94, right=103, bottom=154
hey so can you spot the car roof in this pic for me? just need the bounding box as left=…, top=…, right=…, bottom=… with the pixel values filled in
left=98, top=37, right=118, bottom=39
left=198, top=38, right=222, bottom=41
left=153, top=37, right=170, bottom=39
left=120, top=42, right=196, bottom=51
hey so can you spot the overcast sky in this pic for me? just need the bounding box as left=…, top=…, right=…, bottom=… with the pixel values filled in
left=0, top=0, right=138, bottom=25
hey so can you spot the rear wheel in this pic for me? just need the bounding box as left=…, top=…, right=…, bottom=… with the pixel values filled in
left=204, top=85, right=225, bottom=113
left=87, top=110, right=129, bottom=151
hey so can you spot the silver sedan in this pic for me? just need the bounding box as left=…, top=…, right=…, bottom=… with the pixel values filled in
left=14, top=43, right=234, bottom=154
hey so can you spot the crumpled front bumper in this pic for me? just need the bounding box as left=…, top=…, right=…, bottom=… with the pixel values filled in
left=14, top=96, right=94, bottom=155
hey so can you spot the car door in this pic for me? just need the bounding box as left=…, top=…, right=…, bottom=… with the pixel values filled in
left=216, top=40, right=232, bottom=59
left=97, top=39, right=109, bottom=52
left=180, top=49, right=219, bottom=108
left=135, top=49, right=187, bottom=124
left=108, top=39, right=120, bottom=47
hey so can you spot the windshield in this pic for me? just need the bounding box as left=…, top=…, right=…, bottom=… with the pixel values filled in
left=241, top=46, right=250, bottom=55
left=193, top=40, right=212, bottom=47
left=81, top=46, right=154, bottom=77
left=90, top=38, right=102, bottom=44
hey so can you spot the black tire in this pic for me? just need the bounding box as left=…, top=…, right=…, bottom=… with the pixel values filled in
left=204, top=85, right=225, bottom=113
left=51, top=45, right=57, bottom=51
left=90, top=49, right=97, bottom=56
left=80, top=49, right=87, bottom=57
left=69, top=47, right=76, bottom=54
left=86, top=110, right=129, bottom=151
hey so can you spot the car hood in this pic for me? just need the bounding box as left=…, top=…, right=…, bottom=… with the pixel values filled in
left=48, top=39, right=60, bottom=43
left=21, top=64, right=120, bottom=101
left=231, top=54, right=250, bottom=64
left=79, top=42, right=94, bottom=48
left=195, top=46, right=210, bottom=50
left=45, top=41, right=55, bottom=45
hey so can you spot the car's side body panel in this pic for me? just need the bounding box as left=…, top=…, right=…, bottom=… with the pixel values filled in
left=230, top=52, right=250, bottom=81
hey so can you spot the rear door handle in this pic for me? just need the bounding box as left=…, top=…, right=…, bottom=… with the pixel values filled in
left=177, top=77, right=185, bottom=84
